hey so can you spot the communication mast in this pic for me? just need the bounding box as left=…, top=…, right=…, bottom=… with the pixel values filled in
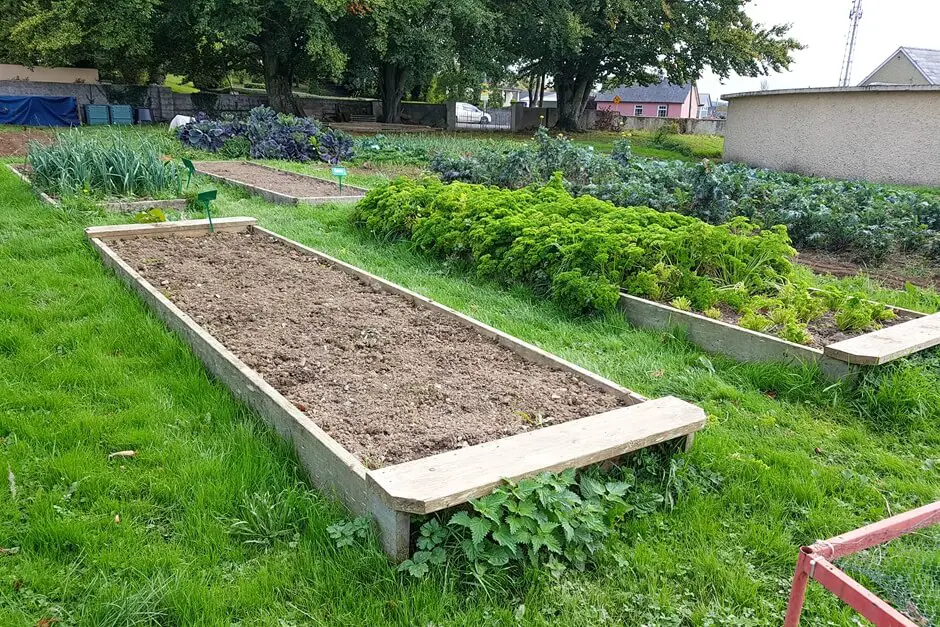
left=838, top=0, right=864, bottom=87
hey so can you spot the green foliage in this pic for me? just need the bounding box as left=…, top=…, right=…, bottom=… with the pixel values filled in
left=670, top=297, right=692, bottom=312
left=133, top=208, right=167, bottom=223
left=501, top=0, right=801, bottom=128
left=834, top=294, right=897, bottom=332
left=703, top=307, right=722, bottom=320
left=326, top=516, right=372, bottom=548
left=28, top=131, right=184, bottom=199
left=430, top=131, right=940, bottom=264
left=738, top=311, right=772, bottom=333
left=355, top=175, right=796, bottom=317
left=400, top=465, right=667, bottom=580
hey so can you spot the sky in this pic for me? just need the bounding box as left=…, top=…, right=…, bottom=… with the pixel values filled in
left=698, top=0, right=940, bottom=101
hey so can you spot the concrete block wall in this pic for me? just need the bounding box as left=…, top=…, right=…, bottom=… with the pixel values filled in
left=723, top=86, right=940, bottom=187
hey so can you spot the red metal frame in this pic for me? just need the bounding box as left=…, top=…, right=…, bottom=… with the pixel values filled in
left=783, top=501, right=940, bottom=627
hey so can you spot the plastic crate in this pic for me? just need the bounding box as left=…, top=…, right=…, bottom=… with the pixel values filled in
left=83, top=104, right=110, bottom=126
left=109, top=104, right=134, bottom=125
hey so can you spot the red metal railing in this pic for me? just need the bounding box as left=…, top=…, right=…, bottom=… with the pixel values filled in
left=784, top=501, right=940, bottom=626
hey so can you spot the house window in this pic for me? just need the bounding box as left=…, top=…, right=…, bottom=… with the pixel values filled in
left=634, top=105, right=643, bottom=116
left=657, top=105, right=668, bottom=118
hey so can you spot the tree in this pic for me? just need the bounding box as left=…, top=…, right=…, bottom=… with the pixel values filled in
left=0, top=0, right=160, bottom=82
left=160, top=0, right=346, bottom=113
left=336, top=0, right=501, bottom=123
left=502, top=0, right=802, bottom=130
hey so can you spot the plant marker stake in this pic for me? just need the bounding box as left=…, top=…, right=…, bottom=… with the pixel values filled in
left=332, top=166, right=347, bottom=194
left=197, top=189, right=218, bottom=233
left=182, top=158, right=195, bottom=190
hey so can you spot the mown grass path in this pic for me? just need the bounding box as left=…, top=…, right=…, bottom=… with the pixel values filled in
left=1, top=164, right=938, bottom=625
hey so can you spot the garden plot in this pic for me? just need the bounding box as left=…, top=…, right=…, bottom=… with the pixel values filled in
left=195, top=161, right=367, bottom=205
left=6, top=163, right=189, bottom=213
left=618, top=294, right=939, bottom=377
left=87, top=218, right=705, bottom=560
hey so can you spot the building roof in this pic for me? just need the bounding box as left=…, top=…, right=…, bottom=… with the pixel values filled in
left=595, top=81, right=692, bottom=103
left=699, top=93, right=713, bottom=107
left=900, top=47, right=940, bottom=84
left=861, top=47, right=940, bottom=86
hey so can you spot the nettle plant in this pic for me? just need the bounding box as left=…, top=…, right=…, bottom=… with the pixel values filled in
left=329, top=450, right=718, bottom=581
left=398, top=467, right=663, bottom=579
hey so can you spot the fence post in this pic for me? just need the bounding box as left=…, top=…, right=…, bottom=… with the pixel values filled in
left=445, top=101, right=457, bottom=131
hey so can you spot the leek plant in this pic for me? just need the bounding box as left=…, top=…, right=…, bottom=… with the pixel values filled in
left=27, top=130, right=184, bottom=199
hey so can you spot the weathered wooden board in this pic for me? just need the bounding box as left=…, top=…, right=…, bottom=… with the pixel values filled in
left=86, top=217, right=256, bottom=240
left=619, top=293, right=853, bottom=379
left=824, top=312, right=940, bottom=365
left=368, top=396, right=706, bottom=515
left=256, top=225, right=644, bottom=403
left=86, top=231, right=372, bottom=519
left=194, top=161, right=367, bottom=206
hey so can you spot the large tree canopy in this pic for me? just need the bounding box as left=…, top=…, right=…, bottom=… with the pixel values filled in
left=153, top=0, right=346, bottom=113
left=503, top=0, right=802, bottom=130
left=0, top=0, right=160, bottom=82
left=336, top=0, right=501, bottom=123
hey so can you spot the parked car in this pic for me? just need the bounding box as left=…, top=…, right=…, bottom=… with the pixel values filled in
left=456, top=102, right=491, bottom=124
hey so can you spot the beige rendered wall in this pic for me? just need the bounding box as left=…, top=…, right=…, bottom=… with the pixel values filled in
left=863, top=54, right=929, bottom=86
left=723, top=87, right=940, bottom=187
left=0, top=64, right=99, bottom=83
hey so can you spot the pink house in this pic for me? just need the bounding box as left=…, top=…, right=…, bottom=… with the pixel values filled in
left=595, top=82, right=700, bottom=119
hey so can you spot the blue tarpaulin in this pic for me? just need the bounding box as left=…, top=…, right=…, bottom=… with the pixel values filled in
left=0, top=95, right=80, bottom=126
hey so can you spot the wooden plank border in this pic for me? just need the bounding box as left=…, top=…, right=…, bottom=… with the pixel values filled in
left=5, top=163, right=60, bottom=207
left=87, top=218, right=710, bottom=561
left=86, top=224, right=373, bottom=519
left=619, top=293, right=854, bottom=379
left=194, top=161, right=367, bottom=206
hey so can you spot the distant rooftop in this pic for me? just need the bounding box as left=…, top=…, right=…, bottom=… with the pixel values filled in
left=896, top=47, right=940, bottom=85
left=721, top=85, right=940, bottom=100
left=595, top=81, right=692, bottom=104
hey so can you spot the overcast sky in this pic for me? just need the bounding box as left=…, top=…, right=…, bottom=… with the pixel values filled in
left=698, top=0, right=940, bottom=100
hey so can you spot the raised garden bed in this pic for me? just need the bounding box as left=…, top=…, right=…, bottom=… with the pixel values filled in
left=86, top=218, right=706, bottom=560
left=619, top=293, right=940, bottom=376
left=194, top=161, right=367, bottom=205
left=5, top=163, right=189, bottom=214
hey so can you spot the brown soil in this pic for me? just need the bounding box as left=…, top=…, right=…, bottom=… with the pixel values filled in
left=196, top=161, right=362, bottom=198
left=797, top=250, right=940, bottom=291
left=708, top=301, right=918, bottom=349
left=110, top=232, right=626, bottom=467
left=0, top=128, right=53, bottom=157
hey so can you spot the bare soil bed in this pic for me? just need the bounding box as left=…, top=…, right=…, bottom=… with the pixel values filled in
left=110, top=232, right=626, bottom=467
left=0, top=128, right=52, bottom=157
left=798, top=250, right=940, bottom=291
left=196, top=161, right=361, bottom=198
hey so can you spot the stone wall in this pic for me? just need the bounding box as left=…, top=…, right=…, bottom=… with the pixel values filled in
left=0, top=80, right=411, bottom=124
left=723, top=86, right=940, bottom=187
left=619, top=115, right=725, bottom=136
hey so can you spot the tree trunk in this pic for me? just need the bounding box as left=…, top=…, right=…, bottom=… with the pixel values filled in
left=553, top=69, right=593, bottom=131
left=526, top=74, right=536, bottom=107
left=259, top=39, right=299, bottom=115
left=379, top=62, right=407, bottom=123
left=537, top=73, right=546, bottom=107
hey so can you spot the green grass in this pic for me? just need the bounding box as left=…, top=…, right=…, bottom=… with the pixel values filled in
left=3, top=154, right=939, bottom=624
left=570, top=130, right=724, bottom=160
left=163, top=74, right=200, bottom=94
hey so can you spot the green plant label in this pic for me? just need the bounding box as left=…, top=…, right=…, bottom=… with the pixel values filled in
left=331, top=167, right=347, bottom=178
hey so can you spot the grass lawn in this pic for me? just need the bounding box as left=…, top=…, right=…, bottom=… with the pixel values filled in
left=570, top=130, right=724, bottom=160
left=2, top=147, right=938, bottom=624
